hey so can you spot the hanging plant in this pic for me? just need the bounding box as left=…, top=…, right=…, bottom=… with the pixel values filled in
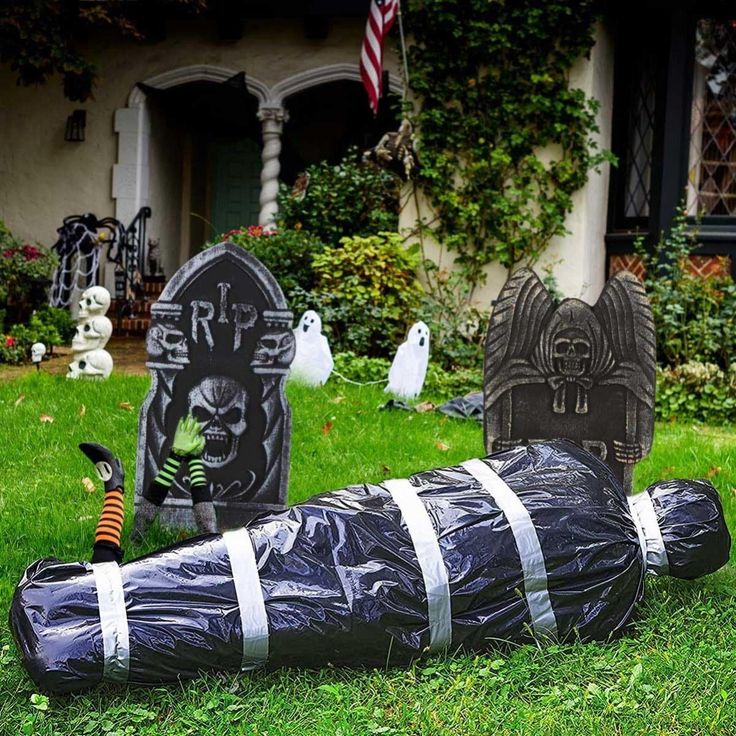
left=404, top=0, right=614, bottom=289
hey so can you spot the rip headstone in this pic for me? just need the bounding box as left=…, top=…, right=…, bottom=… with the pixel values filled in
left=483, top=268, right=655, bottom=493
left=136, top=241, right=294, bottom=529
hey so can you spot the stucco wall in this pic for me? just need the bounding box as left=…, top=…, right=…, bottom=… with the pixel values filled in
left=0, top=17, right=612, bottom=306
left=399, top=21, right=615, bottom=308
left=0, top=17, right=399, bottom=256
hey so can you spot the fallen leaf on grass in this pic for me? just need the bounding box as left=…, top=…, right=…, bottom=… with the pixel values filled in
left=118, top=401, right=134, bottom=412
left=321, top=420, right=334, bottom=436
left=415, top=401, right=436, bottom=414
left=660, top=466, right=675, bottom=478
left=79, top=404, right=86, bottom=417
left=329, top=395, right=346, bottom=404
left=435, top=441, right=449, bottom=452
left=81, top=477, right=97, bottom=494
left=708, top=466, right=722, bottom=478
left=39, top=414, right=54, bottom=423
left=14, top=394, right=25, bottom=408
left=382, top=464, right=391, bottom=475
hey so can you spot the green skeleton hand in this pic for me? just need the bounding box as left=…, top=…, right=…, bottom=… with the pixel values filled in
left=171, top=415, right=206, bottom=458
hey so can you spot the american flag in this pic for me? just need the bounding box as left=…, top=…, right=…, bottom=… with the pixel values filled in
left=360, top=0, right=399, bottom=114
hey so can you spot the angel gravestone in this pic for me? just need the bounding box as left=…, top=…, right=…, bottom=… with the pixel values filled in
left=136, top=241, right=294, bottom=529
left=483, top=269, right=655, bottom=493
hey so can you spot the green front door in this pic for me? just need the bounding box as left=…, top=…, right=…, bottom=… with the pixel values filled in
left=211, top=136, right=262, bottom=234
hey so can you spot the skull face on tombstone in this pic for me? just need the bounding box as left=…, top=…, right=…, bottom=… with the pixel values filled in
left=72, top=316, right=113, bottom=353
left=252, top=330, right=296, bottom=369
left=187, top=376, right=248, bottom=468
left=551, top=328, right=591, bottom=378
left=67, top=349, right=113, bottom=379
left=146, top=322, right=190, bottom=364
left=78, top=286, right=111, bottom=319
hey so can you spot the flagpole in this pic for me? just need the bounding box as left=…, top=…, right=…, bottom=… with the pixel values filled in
left=396, top=1, right=411, bottom=100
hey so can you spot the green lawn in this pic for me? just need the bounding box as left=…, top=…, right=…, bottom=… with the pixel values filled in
left=1, top=372, right=735, bottom=735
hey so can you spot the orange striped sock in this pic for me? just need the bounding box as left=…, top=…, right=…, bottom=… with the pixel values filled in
left=95, top=488, right=125, bottom=548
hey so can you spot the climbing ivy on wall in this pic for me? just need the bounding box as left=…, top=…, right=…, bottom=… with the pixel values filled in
left=405, top=0, right=612, bottom=289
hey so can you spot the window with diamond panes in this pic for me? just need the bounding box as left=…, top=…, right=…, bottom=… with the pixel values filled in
left=688, top=19, right=736, bottom=217
left=623, top=48, right=657, bottom=219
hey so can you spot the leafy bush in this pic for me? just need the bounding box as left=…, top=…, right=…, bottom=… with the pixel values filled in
left=635, top=208, right=736, bottom=368
left=656, top=362, right=736, bottom=424
left=420, top=264, right=487, bottom=371
left=277, top=148, right=400, bottom=247
left=213, top=226, right=326, bottom=310
left=332, top=352, right=482, bottom=402
left=309, top=233, right=424, bottom=357
left=0, top=221, right=57, bottom=323
left=0, top=336, right=26, bottom=365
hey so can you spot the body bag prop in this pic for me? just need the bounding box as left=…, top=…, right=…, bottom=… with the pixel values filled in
left=10, top=440, right=730, bottom=694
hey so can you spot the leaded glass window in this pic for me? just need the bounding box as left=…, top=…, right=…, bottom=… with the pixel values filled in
left=623, top=48, right=657, bottom=218
left=688, top=19, right=736, bottom=217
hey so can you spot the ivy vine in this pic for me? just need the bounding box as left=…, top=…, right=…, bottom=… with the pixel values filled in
left=405, top=0, right=613, bottom=289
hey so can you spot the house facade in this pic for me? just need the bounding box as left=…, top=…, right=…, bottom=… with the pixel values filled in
left=0, top=2, right=734, bottom=314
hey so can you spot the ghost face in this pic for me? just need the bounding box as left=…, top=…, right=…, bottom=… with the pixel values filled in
left=67, top=349, right=113, bottom=379
left=552, top=327, right=591, bottom=377
left=298, top=310, right=322, bottom=336
left=79, top=286, right=111, bottom=319
left=187, top=376, right=248, bottom=468
left=408, top=321, right=430, bottom=350
left=72, top=316, right=112, bottom=352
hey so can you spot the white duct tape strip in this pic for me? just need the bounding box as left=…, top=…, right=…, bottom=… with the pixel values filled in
left=92, top=561, right=130, bottom=683
left=462, top=459, right=558, bottom=640
left=223, top=527, right=270, bottom=670
left=382, top=479, right=452, bottom=652
left=627, top=491, right=669, bottom=575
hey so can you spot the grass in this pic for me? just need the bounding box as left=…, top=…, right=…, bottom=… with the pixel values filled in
left=0, top=372, right=735, bottom=735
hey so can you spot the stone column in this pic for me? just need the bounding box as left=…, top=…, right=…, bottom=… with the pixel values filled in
left=257, top=106, right=289, bottom=228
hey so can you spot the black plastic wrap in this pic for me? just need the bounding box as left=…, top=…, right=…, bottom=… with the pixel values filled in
left=10, top=440, right=730, bottom=693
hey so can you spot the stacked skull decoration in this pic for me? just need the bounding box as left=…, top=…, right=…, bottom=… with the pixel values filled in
left=67, top=286, right=114, bottom=380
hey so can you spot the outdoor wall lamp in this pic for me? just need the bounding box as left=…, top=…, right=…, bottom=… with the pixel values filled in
left=64, top=109, right=86, bottom=142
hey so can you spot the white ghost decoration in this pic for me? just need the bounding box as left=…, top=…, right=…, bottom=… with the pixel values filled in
left=290, top=310, right=334, bottom=387
left=385, top=321, right=430, bottom=400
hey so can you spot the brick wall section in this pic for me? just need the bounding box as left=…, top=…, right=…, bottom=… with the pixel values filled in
left=608, top=254, right=732, bottom=280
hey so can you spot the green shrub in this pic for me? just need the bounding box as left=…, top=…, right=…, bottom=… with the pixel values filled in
left=0, top=336, right=26, bottom=365
left=277, top=148, right=400, bottom=247
left=309, top=233, right=424, bottom=357
left=656, top=362, right=736, bottom=424
left=0, top=222, right=57, bottom=317
left=635, top=208, right=736, bottom=368
left=332, top=352, right=482, bottom=402
left=212, top=226, right=326, bottom=311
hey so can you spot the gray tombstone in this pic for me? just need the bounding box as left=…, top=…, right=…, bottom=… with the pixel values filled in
left=484, top=268, right=655, bottom=493
left=136, top=241, right=294, bottom=529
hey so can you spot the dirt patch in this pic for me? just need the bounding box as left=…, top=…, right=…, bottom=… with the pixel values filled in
left=0, top=336, right=149, bottom=380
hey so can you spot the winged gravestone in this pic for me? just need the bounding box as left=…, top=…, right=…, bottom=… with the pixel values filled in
left=483, top=268, right=656, bottom=493
left=135, top=241, right=294, bottom=529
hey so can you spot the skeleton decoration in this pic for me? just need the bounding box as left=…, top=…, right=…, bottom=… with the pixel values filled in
left=290, top=310, right=334, bottom=387
left=136, top=242, right=293, bottom=531
left=363, top=119, right=420, bottom=181
left=67, top=286, right=113, bottom=380
left=386, top=321, right=430, bottom=400
left=30, top=342, right=46, bottom=370
left=483, top=268, right=656, bottom=493
left=188, top=377, right=248, bottom=468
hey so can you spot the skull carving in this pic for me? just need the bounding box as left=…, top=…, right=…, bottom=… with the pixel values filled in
left=72, top=316, right=112, bottom=352
left=252, top=330, right=296, bottom=369
left=147, top=322, right=190, bottom=364
left=67, top=349, right=113, bottom=379
left=552, top=328, right=591, bottom=377
left=187, top=376, right=248, bottom=468
left=31, top=342, right=46, bottom=363
left=78, top=286, right=111, bottom=319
